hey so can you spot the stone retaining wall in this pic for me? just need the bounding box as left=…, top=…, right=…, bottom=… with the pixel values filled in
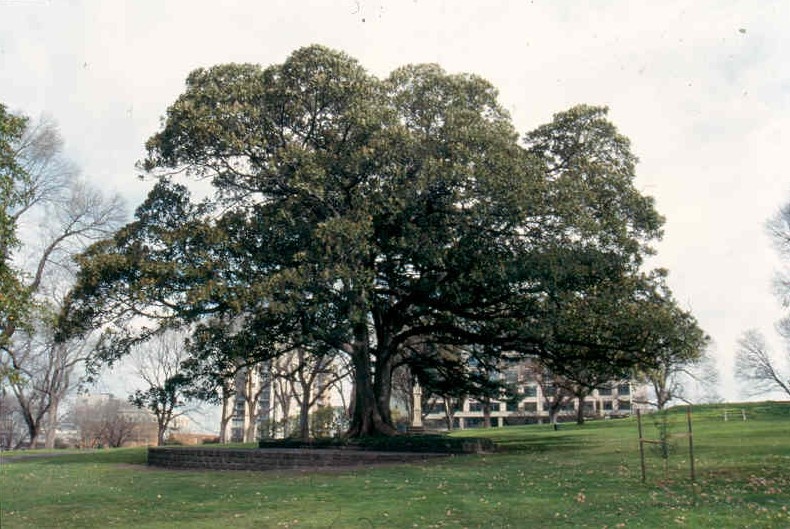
left=147, top=447, right=449, bottom=471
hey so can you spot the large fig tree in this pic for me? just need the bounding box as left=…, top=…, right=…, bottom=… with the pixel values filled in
left=64, top=46, right=670, bottom=436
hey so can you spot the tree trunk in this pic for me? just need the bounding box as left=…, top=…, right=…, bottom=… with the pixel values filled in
left=219, top=389, right=233, bottom=443
left=299, top=384, right=312, bottom=442
left=373, top=353, right=395, bottom=428
left=576, top=394, right=588, bottom=425
left=157, top=417, right=167, bottom=446
left=653, top=378, right=670, bottom=410
left=443, top=397, right=456, bottom=431
left=27, top=429, right=40, bottom=449
left=20, top=405, right=42, bottom=449
left=45, top=401, right=59, bottom=449
left=347, top=349, right=396, bottom=437
left=243, top=369, right=259, bottom=443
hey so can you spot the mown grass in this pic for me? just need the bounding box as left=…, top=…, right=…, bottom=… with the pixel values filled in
left=1, top=402, right=788, bottom=528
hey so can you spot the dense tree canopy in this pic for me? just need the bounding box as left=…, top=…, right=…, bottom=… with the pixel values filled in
left=64, top=45, right=692, bottom=436
left=0, top=104, right=31, bottom=354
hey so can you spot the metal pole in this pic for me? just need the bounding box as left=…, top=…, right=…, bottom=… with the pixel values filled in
left=687, top=406, right=696, bottom=484
left=637, top=408, right=646, bottom=483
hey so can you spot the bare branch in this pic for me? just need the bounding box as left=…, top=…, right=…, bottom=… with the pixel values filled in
left=735, top=329, right=790, bottom=397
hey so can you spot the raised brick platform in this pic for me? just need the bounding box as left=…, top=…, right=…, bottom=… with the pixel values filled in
left=147, top=447, right=449, bottom=472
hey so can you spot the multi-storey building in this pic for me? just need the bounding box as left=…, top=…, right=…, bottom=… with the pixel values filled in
left=223, top=355, right=647, bottom=439
left=221, top=356, right=349, bottom=442
left=419, top=357, right=649, bottom=429
left=422, top=380, right=647, bottom=430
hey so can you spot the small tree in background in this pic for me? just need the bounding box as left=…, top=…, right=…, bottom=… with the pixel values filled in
left=72, top=394, right=143, bottom=448
left=129, top=331, right=193, bottom=446
left=636, top=280, right=711, bottom=410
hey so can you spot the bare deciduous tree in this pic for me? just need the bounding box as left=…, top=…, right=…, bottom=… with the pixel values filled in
left=644, top=348, right=720, bottom=409
left=391, top=364, right=415, bottom=424
left=0, top=115, right=125, bottom=448
left=129, top=331, right=193, bottom=446
left=72, top=394, right=143, bottom=448
left=3, top=314, right=90, bottom=448
left=732, top=200, right=790, bottom=398
left=0, top=391, right=27, bottom=449
left=277, top=349, right=348, bottom=441
left=735, top=328, right=790, bottom=398
left=768, top=201, right=790, bottom=305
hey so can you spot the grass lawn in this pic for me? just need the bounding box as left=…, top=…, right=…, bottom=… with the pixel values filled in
left=1, top=402, right=788, bottom=528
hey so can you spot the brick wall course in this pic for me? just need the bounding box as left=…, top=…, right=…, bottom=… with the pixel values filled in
left=148, top=447, right=449, bottom=471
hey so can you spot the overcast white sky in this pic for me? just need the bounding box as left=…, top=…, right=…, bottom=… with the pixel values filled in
left=2, top=0, right=789, bottom=413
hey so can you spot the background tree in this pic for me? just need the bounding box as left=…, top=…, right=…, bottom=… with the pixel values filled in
left=505, top=358, right=576, bottom=425
left=128, top=331, right=193, bottom=446
left=0, top=108, right=124, bottom=448
left=273, top=348, right=348, bottom=441
left=180, top=320, right=257, bottom=443
left=390, top=364, right=417, bottom=426
left=64, top=47, right=676, bottom=437
left=3, top=306, right=92, bottom=447
left=638, top=297, right=712, bottom=410
left=72, top=394, right=144, bottom=448
left=231, top=362, right=268, bottom=443
left=0, top=390, right=27, bottom=449
left=735, top=328, right=790, bottom=398
left=768, top=198, right=790, bottom=304
left=732, top=196, right=790, bottom=399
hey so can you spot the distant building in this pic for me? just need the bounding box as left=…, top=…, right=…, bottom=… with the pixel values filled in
left=421, top=360, right=648, bottom=429
left=422, top=380, right=646, bottom=429
left=220, top=354, right=647, bottom=439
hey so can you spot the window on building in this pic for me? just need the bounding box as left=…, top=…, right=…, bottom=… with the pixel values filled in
left=430, top=402, right=446, bottom=414
left=617, top=384, right=631, bottom=396
left=468, top=401, right=484, bottom=413
left=598, top=386, right=612, bottom=396
left=231, top=427, right=243, bottom=443
left=506, top=401, right=519, bottom=412
left=618, top=400, right=631, bottom=411
left=523, top=385, right=538, bottom=398
left=522, top=402, right=537, bottom=413
left=603, top=400, right=614, bottom=411
left=466, top=418, right=483, bottom=428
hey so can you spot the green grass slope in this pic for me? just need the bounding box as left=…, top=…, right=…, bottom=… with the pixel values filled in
left=1, top=402, right=788, bottom=528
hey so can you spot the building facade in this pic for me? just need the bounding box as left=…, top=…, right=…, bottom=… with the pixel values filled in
left=221, top=356, right=350, bottom=442
left=422, top=380, right=647, bottom=430
left=222, top=355, right=647, bottom=439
